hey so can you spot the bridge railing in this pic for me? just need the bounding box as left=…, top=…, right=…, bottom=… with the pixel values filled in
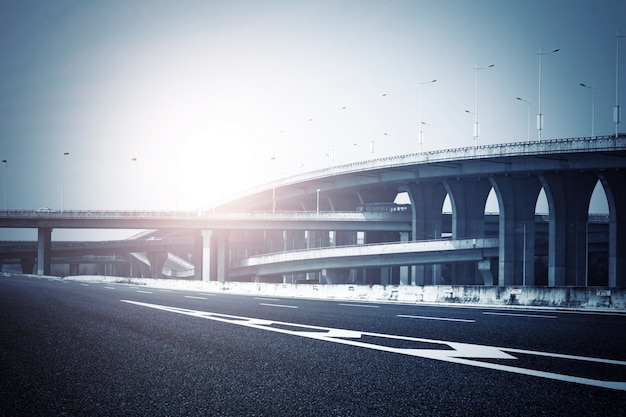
left=207, top=135, right=626, bottom=208
left=0, top=209, right=410, bottom=221
left=233, top=237, right=500, bottom=267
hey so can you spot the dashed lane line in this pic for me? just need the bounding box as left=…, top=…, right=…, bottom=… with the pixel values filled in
left=259, top=303, right=299, bottom=309
left=397, top=314, right=475, bottom=323
left=483, top=312, right=558, bottom=319
left=136, top=290, right=153, bottom=294
left=184, top=295, right=208, bottom=300
left=338, top=303, right=380, bottom=308
left=104, top=286, right=116, bottom=290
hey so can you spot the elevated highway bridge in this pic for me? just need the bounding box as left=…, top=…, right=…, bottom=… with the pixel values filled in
left=1, top=136, right=625, bottom=287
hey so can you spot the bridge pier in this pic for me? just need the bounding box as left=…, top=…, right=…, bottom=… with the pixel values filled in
left=490, top=176, right=541, bottom=286
left=599, top=171, right=626, bottom=287
left=200, top=230, right=230, bottom=282
left=20, top=257, right=35, bottom=274
left=540, top=173, right=597, bottom=287
left=36, top=227, right=52, bottom=276
left=444, top=179, right=491, bottom=285
left=147, top=251, right=168, bottom=279
left=402, top=182, right=447, bottom=285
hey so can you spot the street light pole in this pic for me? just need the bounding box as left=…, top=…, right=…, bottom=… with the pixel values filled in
left=131, top=157, right=138, bottom=210
left=1, top=159, right=7, bottom=209
left=62, top=152, right=69, bottom=211
left=537, top=46, right=560, bottom=141
left=370, top=94, right=387, bottom=159
left=269, top=156, right=276, bottom=213
left=579, top=83, right=596, bottom=137
left=516, top=97, right=531, bottom=141
left=418, top=79, right=436, bottom=152
left=473, top=63, right=494, bottom=147
left=615, top=29, right=626, bottom=138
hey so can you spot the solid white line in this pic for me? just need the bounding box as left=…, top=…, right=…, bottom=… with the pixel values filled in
left=255, top=297, right=281, bottom=301
left=185, top=295, right=208, bottom=300
left=339, top=303, right=379, bottom=308
left=136, top=290, right=152, bottom=294
left=397, top=314, right=475, bottom=323
left=121, top=300, right=626, bottom=391
left=259, top=303, right=299, bottom=309
left=483, top=312, right=557, bottom=319
left=158, top=289, right=171, bottom=293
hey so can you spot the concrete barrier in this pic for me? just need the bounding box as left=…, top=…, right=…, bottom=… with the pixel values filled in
left=63, top=275, right=626, bottom=311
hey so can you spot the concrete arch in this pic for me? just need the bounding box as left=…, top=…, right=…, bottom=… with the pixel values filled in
left=598, top=171, right=626, bottom=287
left=443, top=178, right=492, bottom=284
left=539, top=173, right=598, bottom=286
left=400, top=182, right=448, bottom=285
left=490, top=175, right=542, bottom=286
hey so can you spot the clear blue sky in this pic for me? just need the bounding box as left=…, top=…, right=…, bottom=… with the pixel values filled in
left=0, top=0, right=624, bottom=239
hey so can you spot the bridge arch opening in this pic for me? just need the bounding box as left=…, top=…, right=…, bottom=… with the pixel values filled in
left=588, top=180, right=610, bottom=286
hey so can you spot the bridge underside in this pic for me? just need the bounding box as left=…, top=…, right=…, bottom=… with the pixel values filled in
left=1, top=137, right=625, bottom=287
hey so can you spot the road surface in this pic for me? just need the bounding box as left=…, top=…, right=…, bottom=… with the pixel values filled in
left=1, top=275, right=625, bottom=416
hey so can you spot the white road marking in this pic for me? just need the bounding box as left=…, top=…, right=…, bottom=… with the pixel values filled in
left=255, top=297, right=281, bottom=301
left=158, top=290, right=171, bottom=293
left=121, top=300, right=626, bottom=391
left=339, top=303, right=379, bottom=308
left=398, top=314, right=475, bottom=323
left=259, top=303, right=299, bottom=309
left=80, top=283, right=89, bottom=286
left=136, top=290, right=152, bottom=294
left=104, top=286, right=116, bottom=290
left=483, top=312, right=557, bottom=319
left=184, top=295, right=208, bottom=300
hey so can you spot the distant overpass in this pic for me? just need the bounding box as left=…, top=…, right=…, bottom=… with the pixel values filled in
left=1, top=136, right=625, bottom=287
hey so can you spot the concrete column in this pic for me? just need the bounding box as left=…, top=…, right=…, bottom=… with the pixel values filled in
left=147, top=252, right=168, bottom=278
left=36, top=227, right=52, bottom=276
left=20, top=257, right=35, bottom=274
left=402, top=182, right=447, bottom=285
left=201, top=230, right=215, bottom=282
left=215, top=230, right=229, bottom=282
left=540, top=173, right=597, bottom=286
left=193, top=231, right=203, bottom=281
left=399, top=231, right=410, bottom=285
left=444, top=179, right=492, bottom=284
left=599, top=171, right=626, bottom=287
left=490, top=176, right=542, bottom=286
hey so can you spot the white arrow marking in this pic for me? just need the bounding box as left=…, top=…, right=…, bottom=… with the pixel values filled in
left=121, top=300, right=626, bottom=391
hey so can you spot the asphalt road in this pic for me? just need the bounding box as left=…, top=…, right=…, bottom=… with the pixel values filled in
left=1, top=275, right=625, bottom=416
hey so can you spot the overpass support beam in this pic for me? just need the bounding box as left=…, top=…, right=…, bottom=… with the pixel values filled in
left=193, top=231, right=203, bottom=281
left=201, top=230, right=216, bottom=282
left=540, top=173, right=597, bottom=287
left=490, top=176, right=541, bottom=286
left=147, top=251, right=168, bottom=279
left=36, top=227, right=52, bottom=276
left=402, top=182, right=447, bottom=285
left=200, top=230, right=229, bottom=282
left=20, top=257, right=35, bottom=274
left=444, top=179, right=492, bottom=284
left=599, top=171, right=626, bottom=287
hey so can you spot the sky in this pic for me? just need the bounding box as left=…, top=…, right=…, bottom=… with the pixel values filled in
left=0, top=0, right=624, bottom=240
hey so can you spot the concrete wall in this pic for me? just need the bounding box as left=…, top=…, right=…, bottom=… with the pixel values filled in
left=65, top=275, right=625, bottom=310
